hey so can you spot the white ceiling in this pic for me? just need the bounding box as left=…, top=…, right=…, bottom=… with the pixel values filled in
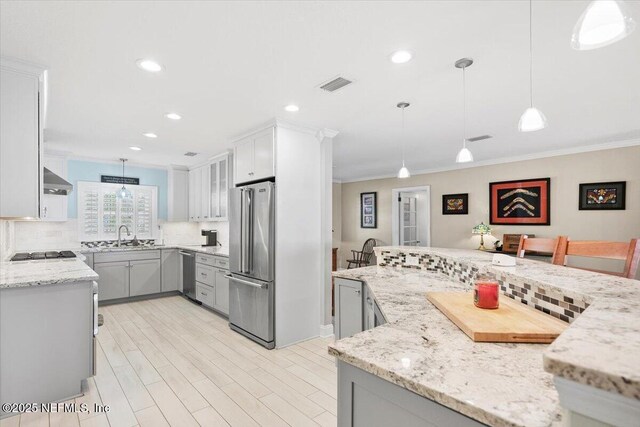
left=1, top=1, right=639, bottom=181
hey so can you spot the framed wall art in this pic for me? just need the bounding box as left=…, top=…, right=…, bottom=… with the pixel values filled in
left=442, top=193, right=468, bottom=215
left=579, top=181, right=626, bottom=210
left=489, top=178, right=550, bottom=225
left=360, top=192, right=377, bottom=228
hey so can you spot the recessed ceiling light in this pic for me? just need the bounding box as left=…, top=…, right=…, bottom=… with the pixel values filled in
left=284, top=104, right=299, bottom=112
left=129, top=146, right=142, bottom=151
left=142, top=132, right=157, bottom=138
left=165, top=113, right=182, bottom=120
left=390, top=50, right=413, bottom=64
left=136, top=59, right=163, bottom=73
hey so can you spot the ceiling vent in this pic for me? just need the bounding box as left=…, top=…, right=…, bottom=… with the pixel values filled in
left=184, top=152, right=198, bottom=157
left=467, top=135, right=493, bottom=142
left=319, top=76, right=352, bottom=92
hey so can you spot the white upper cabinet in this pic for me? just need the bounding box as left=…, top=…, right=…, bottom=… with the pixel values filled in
left=234, top=127, right=275, bottom=185
left=167, top=166, right=189, bottom=222
left=41, top=154, right=68, bottom=221
left=209, top=153, right=232, bottom=221
left=0, top=58, right=45, bottom=219
left=188, top=153, right=232, bottom=222
left=189, top=166, right=204, bottom=221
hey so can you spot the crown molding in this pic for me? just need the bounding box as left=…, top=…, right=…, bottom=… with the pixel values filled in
left=229, top=118, right=338, bottom=143
left=338, top=139, right=640, bottom=183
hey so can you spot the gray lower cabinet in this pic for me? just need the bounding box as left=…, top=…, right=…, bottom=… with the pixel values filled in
left=338, top=361, right=485, bottom=427
left=81, top=252, right=94, bottom=269
left=130, top=259, right=161, bottom=297
left=214, top=268, right=229, bottom=314
left=195, top=255, right=229, bottom=316
left=161, top=249, right=179, bottom=292
left=94, top=261, right=130, bottom=301
left=335, top=278, right=364, bottom=339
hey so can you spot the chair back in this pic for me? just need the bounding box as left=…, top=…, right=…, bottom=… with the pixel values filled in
left=557, top=238, right=640, bottom=279
left=517, top=235, right=566, bottom=265
left=361, top=238, right=377, bottom=264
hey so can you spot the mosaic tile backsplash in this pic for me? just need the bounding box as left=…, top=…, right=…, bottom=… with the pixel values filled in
left=81, top=239, right=156, bottom=248
left=377, top=249, right=588, bottom=323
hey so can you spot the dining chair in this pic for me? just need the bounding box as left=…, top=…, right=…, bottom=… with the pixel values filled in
left=347, top=238, right=377, bottom=269
left=555, top=238, right=640, bottom=279
left=517, top=235, right=567, bottom=265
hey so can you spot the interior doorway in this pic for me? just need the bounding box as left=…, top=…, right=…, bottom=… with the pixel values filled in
left=391, top=186, right=431, bottom=247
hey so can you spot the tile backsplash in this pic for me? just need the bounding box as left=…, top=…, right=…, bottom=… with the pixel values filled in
left=376, top=249, right=588, bottom=323
left=5, top=219, right=229, bottom=252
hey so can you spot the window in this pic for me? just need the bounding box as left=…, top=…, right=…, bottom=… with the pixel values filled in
left=77, top=181, right=158, bottom=241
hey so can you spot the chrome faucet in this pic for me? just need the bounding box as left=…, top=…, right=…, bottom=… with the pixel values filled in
left=117, top=225, right=131, bottom=247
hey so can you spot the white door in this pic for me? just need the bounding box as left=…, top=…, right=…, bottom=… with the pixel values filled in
left=399, top=194, right=419, bottom=246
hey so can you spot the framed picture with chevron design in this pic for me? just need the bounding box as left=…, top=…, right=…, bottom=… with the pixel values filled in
left=489, top=178, right=550, bottom=225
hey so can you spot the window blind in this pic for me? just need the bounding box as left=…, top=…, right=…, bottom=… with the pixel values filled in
left=77, top=181, right=158, bottom=241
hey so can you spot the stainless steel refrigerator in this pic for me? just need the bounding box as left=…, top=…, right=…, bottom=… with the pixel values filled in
left=228, top=180, right=275, bottom=349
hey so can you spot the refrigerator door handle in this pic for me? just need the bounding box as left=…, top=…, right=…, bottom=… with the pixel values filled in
left=225, top=274, right=267, bottom=289
left=238, top=188, right=244, bottom=272
left=246, top=188, right=254, bottom=274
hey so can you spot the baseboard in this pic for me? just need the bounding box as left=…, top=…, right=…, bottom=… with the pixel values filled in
left=319, top=323, right=334, bottom=337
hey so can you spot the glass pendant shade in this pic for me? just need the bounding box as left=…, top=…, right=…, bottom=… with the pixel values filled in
left=455, top=146, right=474, bottom=163
left=398, top=164, right=410, bottom=179
left=518, top=107, right=547, bottom=132
left=117, top=185, right=132, bottom=200
left=571, top=0, right=636, bottom=50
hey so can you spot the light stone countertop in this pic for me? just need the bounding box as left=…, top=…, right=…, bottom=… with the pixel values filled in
left=329, top=246, right=640, bottom=427
left=77, top=244, right=229, bottom=257
left=330, top=266, right=562, bottom=427
left=0, top=258, right=99, bottom=289
left=1, top=245, right=229, bottom=289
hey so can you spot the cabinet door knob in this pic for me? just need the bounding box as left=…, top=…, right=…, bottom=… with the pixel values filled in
left=355, top=289, right=361, bottom=295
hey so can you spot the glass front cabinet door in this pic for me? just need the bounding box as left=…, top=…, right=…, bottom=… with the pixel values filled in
left=209, top=154, right=231, bottom=221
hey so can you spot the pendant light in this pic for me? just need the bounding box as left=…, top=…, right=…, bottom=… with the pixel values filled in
left=519, top=0, right=547, bottom=132
left=397, top=102, right=411, bottom=178
left=572, top=0, right=636, bottom=50
left=117, top=158, right=132, bottom=200
left=455, top=58, right=473, bottom=163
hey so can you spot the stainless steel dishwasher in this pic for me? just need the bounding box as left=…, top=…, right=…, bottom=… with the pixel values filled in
left=179, top=251, right=196, bottom=301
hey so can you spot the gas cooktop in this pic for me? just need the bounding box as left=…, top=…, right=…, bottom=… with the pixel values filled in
left=10, top=251, right=77, bottom=262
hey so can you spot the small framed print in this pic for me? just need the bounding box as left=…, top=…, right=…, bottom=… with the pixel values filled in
left=579, top=181, right=626, bottom=210
left=442, top=193, right=468, bottom=215
left=360, top=192, right=377, bottom=228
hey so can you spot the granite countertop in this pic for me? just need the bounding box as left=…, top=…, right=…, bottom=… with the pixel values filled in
left=0, top=258, right=99, bottom=289
left=78, top=244, right=229, bottom=257
left=330, top=266, right=562, bottom=427
left=329, top=246, right=640, bottom=427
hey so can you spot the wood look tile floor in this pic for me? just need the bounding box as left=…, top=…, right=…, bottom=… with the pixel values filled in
left=0, top=296, right=337, bottom=427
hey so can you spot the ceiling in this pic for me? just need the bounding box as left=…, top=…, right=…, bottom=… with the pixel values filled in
left=1, top=1, right=639, bottom=181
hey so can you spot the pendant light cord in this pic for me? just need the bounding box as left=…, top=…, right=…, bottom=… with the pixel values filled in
left=529, top=0, right=533, bottom=108
left=462, top=65, right=467, bottom=149
left=401, top=105, right=406, bottom=166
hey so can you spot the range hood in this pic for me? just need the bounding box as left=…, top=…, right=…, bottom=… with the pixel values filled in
left=43, top=167, right=73, bottom=195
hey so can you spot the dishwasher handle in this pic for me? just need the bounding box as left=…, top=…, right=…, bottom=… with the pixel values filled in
left=179, top=251, right=195, bottom=257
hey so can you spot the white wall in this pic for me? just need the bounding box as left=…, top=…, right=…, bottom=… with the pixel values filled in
left=274, top=124, right=334, bottom=347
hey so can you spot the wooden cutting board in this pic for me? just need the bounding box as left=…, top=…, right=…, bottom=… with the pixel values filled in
left=426, top=292, right=567, bottom=343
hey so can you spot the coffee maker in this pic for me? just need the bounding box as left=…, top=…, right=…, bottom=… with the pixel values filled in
left=201, top=230, right=218, bottom=247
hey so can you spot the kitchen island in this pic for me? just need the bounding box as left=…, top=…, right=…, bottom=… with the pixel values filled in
left=330, top=247, right=640, bottom=427
left=0, top=258, right=99, bottom=418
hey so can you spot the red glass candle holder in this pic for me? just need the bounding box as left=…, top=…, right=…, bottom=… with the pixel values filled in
left=474, top=278, right=499, bottom=309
